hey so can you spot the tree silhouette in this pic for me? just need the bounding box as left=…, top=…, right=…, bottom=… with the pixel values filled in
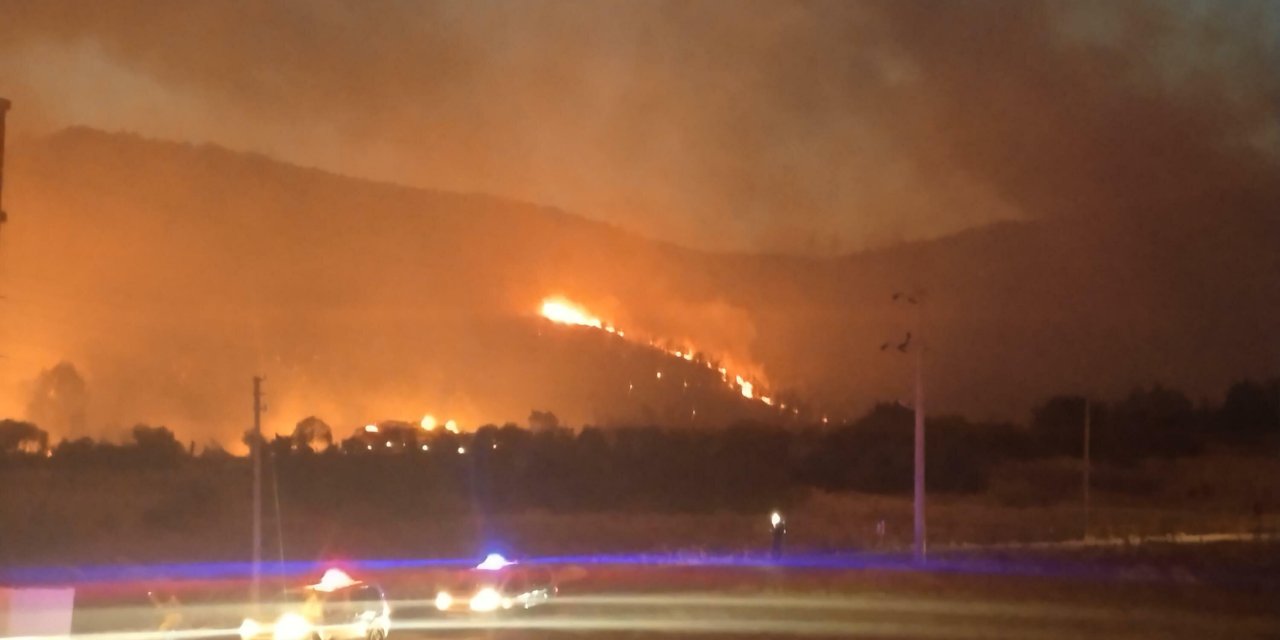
left=291, top=416, right=334, bottom=452
left=1030, top=395, right=1091, bottom=456
left=1220, top=379, right=1280, bottom=438
left=0, top=419, right=48, bottom=456
left=529, top=410, right=560, bottom=431
left=130, top=424, right=185, bottom=466
left=25, top=362, right=89, bottom=438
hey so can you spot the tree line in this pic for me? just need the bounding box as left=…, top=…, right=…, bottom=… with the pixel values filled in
left=1, top=379, right=1275, bottom=514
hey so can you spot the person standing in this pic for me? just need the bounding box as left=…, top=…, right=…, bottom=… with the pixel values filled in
left=770, top=512, right=787, bottom=561
left=149, top=591, right=183, bottom=639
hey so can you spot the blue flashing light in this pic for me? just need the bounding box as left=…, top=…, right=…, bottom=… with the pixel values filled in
left=475, top=553, right=514, bottom=571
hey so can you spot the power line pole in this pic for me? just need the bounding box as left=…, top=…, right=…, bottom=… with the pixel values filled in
left=884, top=291, right=926, bottom=563
left=0, top=97, right=11, bottom=226
left=1083, top=397, right=1091, bottom=541
left=913, top=322, right=926, bottom=563
left=251, top=376, right=264, bottom=608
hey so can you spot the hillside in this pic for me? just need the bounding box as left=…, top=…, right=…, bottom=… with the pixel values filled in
left=1, top=128, right=1276, bottom=443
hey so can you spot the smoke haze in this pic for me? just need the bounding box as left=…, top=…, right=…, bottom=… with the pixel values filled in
left=0, top=1, right=1276, bottom=445
left=2, top=0, right=1275, bottom=252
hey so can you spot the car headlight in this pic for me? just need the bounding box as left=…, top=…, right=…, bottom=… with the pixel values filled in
left=273, top=613, right=312, bottom=640
left=469, top=587, right=501, bottom=612
left=239, top=618, right=262, bottom=640
left=435, top=591, right=453, bottom=611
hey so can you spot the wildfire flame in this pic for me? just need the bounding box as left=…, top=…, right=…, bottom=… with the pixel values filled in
left=538, top=296, right=780, bottom=409
left=540, top=297, right=605, bottom=329
left=417, top=414, right=460, bottom=433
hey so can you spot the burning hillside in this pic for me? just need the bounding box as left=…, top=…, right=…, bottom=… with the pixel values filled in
left=539, top=296, right=797, bottom=415
left=0, top=129, right=1275, bottom=445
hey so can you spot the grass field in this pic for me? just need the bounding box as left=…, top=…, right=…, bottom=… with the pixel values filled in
left=3, top=453, right=1276, bottom=568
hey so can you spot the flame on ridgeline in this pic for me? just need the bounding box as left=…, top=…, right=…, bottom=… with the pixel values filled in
left=538, top=295, right=788, bottom=412
left=540, top=298, right=603, bottom=330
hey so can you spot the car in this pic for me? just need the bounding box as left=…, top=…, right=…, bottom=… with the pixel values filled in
left=432, top=554, right=557, bottom=615
left=239, top=570, right=391, bottom=640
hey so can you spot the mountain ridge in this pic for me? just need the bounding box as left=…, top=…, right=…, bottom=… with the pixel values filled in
left=2, top=127, right=1275, bottom=443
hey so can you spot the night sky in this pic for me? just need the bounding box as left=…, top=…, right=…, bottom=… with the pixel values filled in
left=0, top=1, right=1276, bottom=445
left=3, top=0, right=1275, bottom=252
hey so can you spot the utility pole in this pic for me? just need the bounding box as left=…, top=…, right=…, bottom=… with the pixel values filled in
left=884, top=291, right=926, bottom=563
left=1083, top=397, right=1091, bottom=541
left=913, top=322, right=926, bottom=563
left=251, top=376, right=264, bottom=608
left=1, top=97, right=12, bottom=225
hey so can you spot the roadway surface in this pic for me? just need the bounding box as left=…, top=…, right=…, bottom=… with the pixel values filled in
left=65, top=545, right=1280, bottom=640
left=382, top=565, right=1279, bottom=640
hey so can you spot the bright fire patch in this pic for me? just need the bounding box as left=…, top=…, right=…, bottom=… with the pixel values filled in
left=538, top=296, right=779, bottom=410
left=540, top=297, right=605, bottom=329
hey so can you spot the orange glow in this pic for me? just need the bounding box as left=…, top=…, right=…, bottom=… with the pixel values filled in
left=540, top=297, right=604, bottom=329
left=420, top=415, right=437, bottom=430
left=536, top=295, right=782, bottom=413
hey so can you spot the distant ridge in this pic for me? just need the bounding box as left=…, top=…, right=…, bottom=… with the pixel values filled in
left=2, top=127, right=1275, bottom=442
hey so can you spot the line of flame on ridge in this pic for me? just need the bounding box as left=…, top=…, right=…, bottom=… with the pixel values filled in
left=538, top=296, right=791, bottom=411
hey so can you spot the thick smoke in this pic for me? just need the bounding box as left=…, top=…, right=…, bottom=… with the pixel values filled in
left=0, top=1, right=1275, bottom=444
left=1, top=1, right=1274, bottom=252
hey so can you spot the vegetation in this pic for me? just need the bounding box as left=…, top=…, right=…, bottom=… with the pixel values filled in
left=0, top=379, right=1274, bottom=565
left=2, top=379, right=1275, bottom=504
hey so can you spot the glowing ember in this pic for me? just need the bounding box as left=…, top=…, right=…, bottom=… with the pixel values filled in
left=445, top=419, right=459, bottom=433
left=736, top=375, right=754, bottom=399
left=421, top=415, right=437, bottom=430
left=364, top=424, right=379, bottom=433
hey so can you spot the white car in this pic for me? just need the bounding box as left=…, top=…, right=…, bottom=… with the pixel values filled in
left=240, top=570, right=391, bottom=640
left=432, top=555, right=557, bottom=615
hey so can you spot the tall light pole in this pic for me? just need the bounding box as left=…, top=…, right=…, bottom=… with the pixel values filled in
left=884, top=291, right=925, bottom=562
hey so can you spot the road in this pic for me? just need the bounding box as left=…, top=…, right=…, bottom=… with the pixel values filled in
left=65, top=546, right=1280, bottom=640
left=381, top=565, right=1279, bottom=640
